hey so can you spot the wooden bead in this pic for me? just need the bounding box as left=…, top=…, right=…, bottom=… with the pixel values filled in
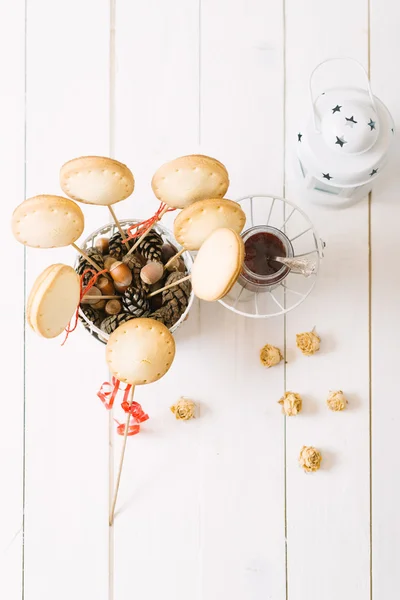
left=109, top=260, right=132, bottom=287
left=97, top=276, right=115, bottom=296
left=140, top=261, right=164, bottom=285
left=81, top=286, right=102, bottom=305
left=104, top=255, right=118, bottom=270
left=105, top=299, right=122, bottom=315
left=95, top=237, right=110, bottom=255
left=92, top=299, right=106, bottom=310
left=114, top=280, right=130, bottom=294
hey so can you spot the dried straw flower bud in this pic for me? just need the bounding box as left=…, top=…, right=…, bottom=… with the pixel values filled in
left=296, top=330, right=320, bottom=356
left=299, top=446, right=322, bottom=473
left=327, top=390, right=347, bottom=412
left=170, top=397, right=196, bottom=421
left=278, top=391, right=302, bottom=416
left=260, top=344, right=283, bottom=368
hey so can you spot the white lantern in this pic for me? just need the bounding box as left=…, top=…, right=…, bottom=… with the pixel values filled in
left=296, top=58, right=395, bottom=208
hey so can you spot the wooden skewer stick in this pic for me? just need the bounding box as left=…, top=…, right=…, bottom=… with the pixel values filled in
left=163, top=247, right=186, bottom=270
left=108, top=205, right=130, bottom=249
left=109, top=385, right=135, bottom=526
left=147, top=274, right=191, bottom=298
left=71, top=242, right=103, bottom=272
left=124, top=205, right=170, bottom=260
left=81, top=295, right=120, bottom=302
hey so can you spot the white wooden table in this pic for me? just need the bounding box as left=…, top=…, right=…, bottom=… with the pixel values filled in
left=1, top=1, right=399, bottom=598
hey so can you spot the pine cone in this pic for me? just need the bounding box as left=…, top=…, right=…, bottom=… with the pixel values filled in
left=100, top=312, right=135, bottom=335
left=79, top=304, right=103, bottom=331
left=123, top=253, right=149, bottom=291
left=108, top=231, right=132, bottom=260
left=76, top=249, right=105, bottom=285
left=121, top=286, right=150, bottom=317
left=149, top=304, right=175, bottom=328
left=162, top=271, right=191, bottom=306
left=158, top=272, right=191, bottom=327
left=136, top=231, right=163, bottom=262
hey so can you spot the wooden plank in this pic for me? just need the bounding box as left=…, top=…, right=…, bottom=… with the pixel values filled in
left=23, top=2, right=110, bottom=599
left=199, top=2, right=286, bottom=599
left=112, top=2, right=201, bottom=599
left=284, top=1, right=371, bottom=599
left=369, top=1, right=400, bottom=597
left=0, top=2, right=25, bottom=598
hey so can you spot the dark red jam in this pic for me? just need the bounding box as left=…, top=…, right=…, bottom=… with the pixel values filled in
left=244, top=232, right=287, bottom=276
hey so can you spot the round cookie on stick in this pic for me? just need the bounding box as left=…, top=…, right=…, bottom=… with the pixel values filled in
left=148, top=228, right=245, bottom=302
left=106, top=317, right=175, bottom=385
left=106, top=317, right=176, bottom=524
left=171, top=197, right=246, bottom=269
left=151, top=154, right=229, bottom=210
left=60, top=156, right=135, bottom=246
left=27, top=264, right=80, bottom=339
left=123, top=154, right=230, bottom=263
left=11, top=194, right=102, bottom=272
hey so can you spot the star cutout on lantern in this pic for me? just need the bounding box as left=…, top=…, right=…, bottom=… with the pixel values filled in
left=335, top=136, right=347, bottom=147
left=298, top=133, right=302, bottom=142
left=368, top=119, right=376, bottom=130
left=369, top=168, right=378, bottom=176
left=322, top=173, right=333, bottom=180
left=345, top=116, right=358, bottom=127
left=332, top=105, right=342, bottom=114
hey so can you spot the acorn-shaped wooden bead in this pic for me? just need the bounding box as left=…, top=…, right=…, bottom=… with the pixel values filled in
left=105, top=299, right=122, bottom=316
left=104, top=255, right=118, bottom=271
left=81, top=286, right=102, bottom=305
left=97, top=276, right=115, bottom=296
left=95, top=237, right=110, bottom=255
left=140, top=261, right=164, bottom=286
left=114, top=280, right=130, bottom=294
left=109, top=260, right=132, bottom=287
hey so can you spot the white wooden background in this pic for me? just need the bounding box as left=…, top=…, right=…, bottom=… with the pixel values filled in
left=1, top=1, right=399, bottom=599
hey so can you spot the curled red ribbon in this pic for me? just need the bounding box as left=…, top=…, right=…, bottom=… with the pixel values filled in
left=114, top=420, right=141, bottom=437
left=97, top=377, right=149, bottom=435
left=123, top=202, right=176, bottom=241
left=121, top=400, right=149, bottom=423
left=97, top=376, right=132, bottom=410
left=62, top=267, right=108, bottom=346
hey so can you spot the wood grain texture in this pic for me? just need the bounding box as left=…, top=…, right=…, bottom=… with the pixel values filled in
left=284, top=1, right=371, bottom=599
left=370, top=1, right=400, bottom=596
left=3, top=0, right=400, bottom=599
left=0, top=2, right=25, bottom=598
left=23, top=2, right=110, bottom=599
left=200, top=2, right=286, bottom=598
left=112, top=2, right=201, bottom=599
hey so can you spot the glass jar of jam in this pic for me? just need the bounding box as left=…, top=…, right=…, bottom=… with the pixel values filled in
left=238, top=225, right=294, bottom=292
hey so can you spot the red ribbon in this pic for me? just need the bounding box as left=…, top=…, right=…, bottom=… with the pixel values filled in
left=97, top=377, right=149, bottom=435
left=121, top=400, right=149, bottom=423
left=123, top=202, right=176, bottom=241
left=114, top=420, right=141, bottom=437
left=62, top=267, right=108, bottom=346
left=97, top=376, right=132, bottom=410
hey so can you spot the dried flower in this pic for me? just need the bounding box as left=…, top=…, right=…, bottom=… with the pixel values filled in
left=327, top=390, right=347, bottom=412
left=170, top=397, right=196, bottom=420
left=278, top=391, right=302, bottom=416
left=299, top=446, right=322, bottom=473
left=296, top=330, right=320, bottom=356
left=260, top=344, right=283, bottom=368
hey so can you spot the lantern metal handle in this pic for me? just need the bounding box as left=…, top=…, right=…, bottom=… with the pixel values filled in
left=309, top=57, right=377, bottom=132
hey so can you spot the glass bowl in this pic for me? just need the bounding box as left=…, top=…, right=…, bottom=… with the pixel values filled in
left=75, top=219, right=194, bottom=344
